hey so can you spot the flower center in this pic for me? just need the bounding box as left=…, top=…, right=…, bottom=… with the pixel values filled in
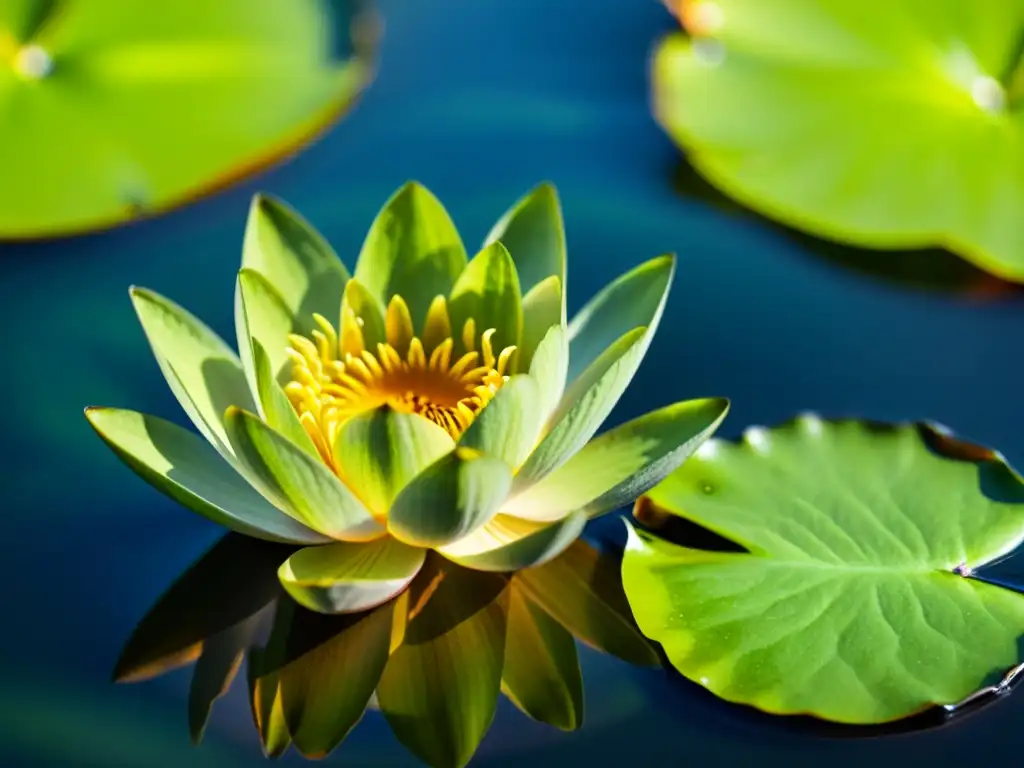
left=284, top=296, right=515, bottom=468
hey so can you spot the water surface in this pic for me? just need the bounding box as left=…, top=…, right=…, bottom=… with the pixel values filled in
left=2, top=0, right=1023, bottom=765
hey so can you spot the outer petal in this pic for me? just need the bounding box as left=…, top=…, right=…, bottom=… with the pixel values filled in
left=86, top=408, right=328, bottom=545
left=518, top=275, right=562, bottom=373
left=242, top=194, right=350, bottom=332
left=130, top=287, right=254, bottom=460
left=458, top=375, right=543, bottom=469
left=437, top=510, right=586, bottom=572
left=504, top=398, right=730, bottom=523
left=528, top=323, right=569, bottom=423
left=566, top=254, right=674, bottom=384
left=387, top=448, right=513, bottom=548
left=225, top=407, right=384, bottom=541
left=377, top=558, right=508, bottom=768
left=354, top=182, right=467, bottom=325
left=484, top=183, right=566, bottom=315
left=511, top=327, right=647, bottom=495
left=333, top=407, right=455, bottom=518
left=501, top=587, right=583, bottom=731
left=448, top=241, right=523, bottom=356
left=278, top=538, right=426, bottom=615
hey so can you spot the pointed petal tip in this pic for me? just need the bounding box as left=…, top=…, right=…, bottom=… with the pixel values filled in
left=529, top=181, right=559, bottom=199
left=490, top=240, right=513, bottom=258
left=396, top=179, right=432, bottom=198
left=249, top=191, right=289, bottom=214
left=650, top=252, right=677, bottom=270
left=698, top=395, right=731, bottom=416
left=128, top=284, right=152, bottom=301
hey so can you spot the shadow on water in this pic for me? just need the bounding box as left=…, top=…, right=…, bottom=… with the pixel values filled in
left=671, top=159, right=1024, bottom=299
left=112, top=532, right=659, bottom=761
left=658, top=661, right=1024, bottom=741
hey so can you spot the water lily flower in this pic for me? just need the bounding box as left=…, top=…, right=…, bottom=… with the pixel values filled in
left=86, top=182, right=728, bottom=615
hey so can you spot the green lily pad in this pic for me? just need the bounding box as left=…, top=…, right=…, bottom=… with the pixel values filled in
left=623, top=416, right=1024, bottom=724
left=0, top=0, right=373, bottom=239
left=655, top=0, right=1024, bottom=280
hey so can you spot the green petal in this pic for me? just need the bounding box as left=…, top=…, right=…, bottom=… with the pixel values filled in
left=458, top=375, right=543, bottom=469
left=515, top=539, right=658, bottom=666
left=250, top=342, right=320, bottom=459
left=354, top=182, right=468, bottom=325
left=518, top=275, right=562, bottom=373
left=225, top=407, right=384, bottom=541
left=501, top=587, right=583, bottom=731
left=333, top=407, right=455, bottom=518
left=566, top=254, right=674, bottom=384
left=505, top=398, right=730, bottom=523
left=189, top=616, right=257, bottom=744
left=234, top=269, right=320, bottom=459
left=484, top=183, right=567, bottom=314
left=235, top=268, right=295, bottom=398
left=438, top=511, right=586, bottom=572
left=527, top=323, right=569, bottom=424
left=512, top=327, right=648, bottom=495
left=278, top=538, right=426, bottom=615
left=113, top=533, right=288, bottom=683
left=387, top=448, right=513, bottom=548
left=242, top=194, right=350, bottom=332
left=377, top=557, right=508, bottom=768
left=130, top=287, right=254, bottom=460
left=86, top=408, right=328, bottom=546
left=340, top=278, right=386, bottom=351
left=278, top=604, right=393, bottom=758
left=448, top=241, right=523, bottom=356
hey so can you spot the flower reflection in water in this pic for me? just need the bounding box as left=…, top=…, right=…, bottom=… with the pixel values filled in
left=114, top=535, right=657, bottom=767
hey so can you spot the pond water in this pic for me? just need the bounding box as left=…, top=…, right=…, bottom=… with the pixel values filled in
left=3, top=0, right=1024, bottom=765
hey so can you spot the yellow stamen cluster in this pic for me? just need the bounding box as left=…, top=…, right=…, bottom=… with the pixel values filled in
left=284, top=293, right=516, bottom=469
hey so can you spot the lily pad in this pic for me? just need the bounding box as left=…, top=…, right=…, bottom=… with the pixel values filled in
left=0, top=0, right=374, bottom=239
left=655, top=0, right=1024, bottom=280
left=623, top=416, right=1024, bottom=724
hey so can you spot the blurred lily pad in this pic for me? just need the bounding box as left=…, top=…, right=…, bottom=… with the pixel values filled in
left=671, top=158, right=1024, bottom=299
left=624, top=416, right=1024, bottom=724
left=656, top=0, right=1024, bottom=281
left=0, top=0, right=375, bottom=239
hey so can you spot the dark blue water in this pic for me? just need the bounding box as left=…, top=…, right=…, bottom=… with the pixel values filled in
left=3, top=0, right=1024, bottom=764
